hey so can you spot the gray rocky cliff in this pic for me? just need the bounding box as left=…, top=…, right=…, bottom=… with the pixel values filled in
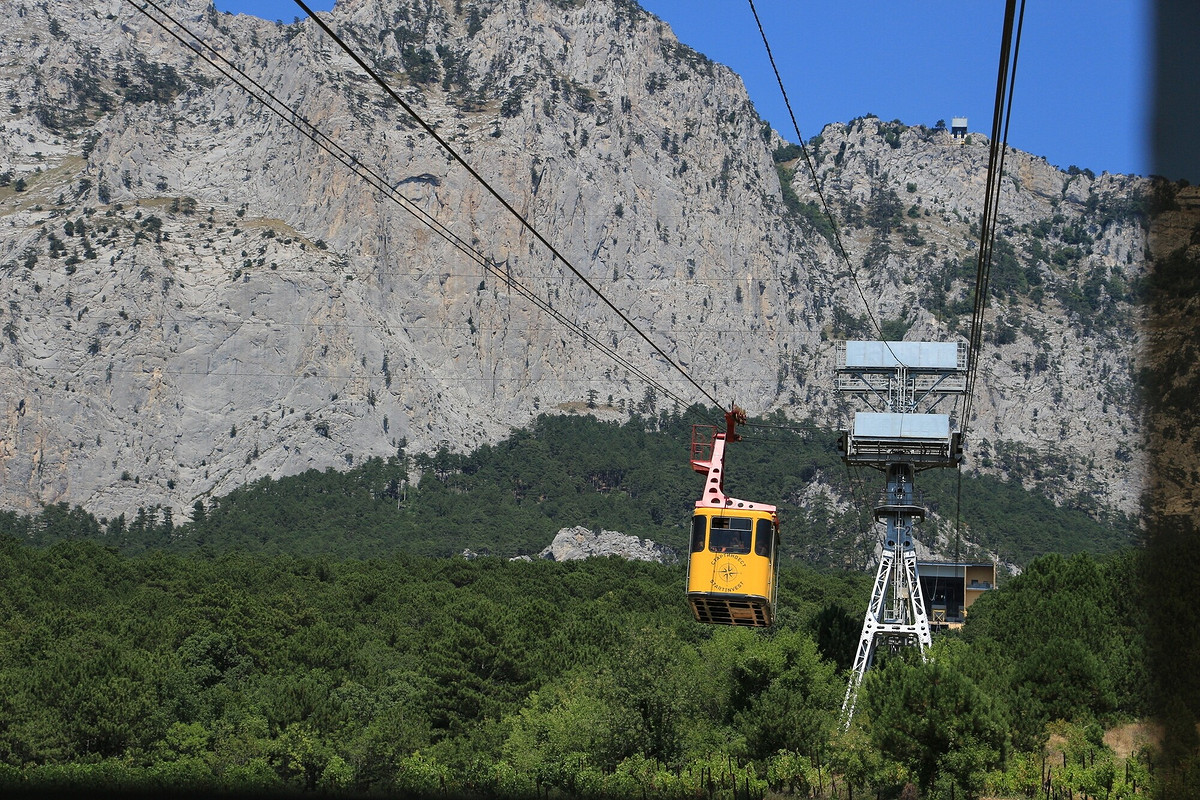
left=0, top=0, right=1148, bottom=537
left=539, top=525, right=675, bottom=563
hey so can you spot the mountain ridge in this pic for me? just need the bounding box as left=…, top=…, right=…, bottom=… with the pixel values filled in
left=0, top=0, right=1149, bottom=533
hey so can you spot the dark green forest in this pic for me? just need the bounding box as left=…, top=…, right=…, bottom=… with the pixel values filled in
left=0, top=410, right=1137, bottom=566
left=0, top=537, right=1184, bottom=798
left=0, top=410, right=1184, bottom=798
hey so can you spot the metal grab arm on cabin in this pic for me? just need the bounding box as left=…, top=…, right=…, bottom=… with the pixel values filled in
left=690, top=406, right=774, bottom=513
left=725, top=405, right=746, bottom=442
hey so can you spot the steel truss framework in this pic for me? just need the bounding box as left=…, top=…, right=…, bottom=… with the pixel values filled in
left=840, top=464, right=932, bottom=723
left=835, top=341, right=967, bottom=727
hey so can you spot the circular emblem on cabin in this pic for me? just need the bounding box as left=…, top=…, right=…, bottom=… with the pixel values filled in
left=710, top=555, right=745, bottom=591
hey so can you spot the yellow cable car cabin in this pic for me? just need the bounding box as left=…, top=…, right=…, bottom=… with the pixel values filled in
left=686, top=409, right=780, bottom=627
left=687, top=506, right=779, bottom=626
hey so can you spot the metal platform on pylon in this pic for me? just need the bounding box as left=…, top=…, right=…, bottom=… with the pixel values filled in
left=842, top=412, right=962, bottom=469
left=835, top=340, right=967, bottom=413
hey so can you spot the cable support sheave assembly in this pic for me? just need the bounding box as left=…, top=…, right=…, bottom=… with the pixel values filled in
left=124, top=0, right=723, bottom=419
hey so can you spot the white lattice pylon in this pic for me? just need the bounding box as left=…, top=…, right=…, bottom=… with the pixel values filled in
left=840, top=466, right=932, bottom=727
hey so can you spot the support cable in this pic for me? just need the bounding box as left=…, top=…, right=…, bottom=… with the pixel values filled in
left=294, top=0, right=725, bottom=411
left=956, top=0, right=1025, bottom=555
left=746, top=0, right=904, bottom=366
left=125, top=0, right=697, bottom=411
left=963, top=0, right=1026, bottom=429
left=746, top=0, right=908, bottom=564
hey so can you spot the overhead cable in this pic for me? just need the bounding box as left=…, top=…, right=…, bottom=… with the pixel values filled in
left=962, top=0, right=1026, bottom=433
left=293, top=0, right=726, bottom=411
left=957, top=0, right=1026, bottom=557
left=746, top=0, right=905, bottom=366
left=124, top=0, right=698, bottom=411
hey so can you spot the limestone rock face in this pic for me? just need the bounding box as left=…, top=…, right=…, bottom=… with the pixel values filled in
left=539, top=525, right=676, bottom=563
left=0, top=0, right=1149, bottom=536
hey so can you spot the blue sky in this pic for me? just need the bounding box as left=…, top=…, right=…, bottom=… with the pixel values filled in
left=216, top=0, right=1150, bottom=178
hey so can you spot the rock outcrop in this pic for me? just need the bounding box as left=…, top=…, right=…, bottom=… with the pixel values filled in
left=539, top=525, right=676, bottom=563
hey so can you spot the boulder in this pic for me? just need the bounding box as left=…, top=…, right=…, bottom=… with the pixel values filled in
left=538, top=526, right=676, bottom=564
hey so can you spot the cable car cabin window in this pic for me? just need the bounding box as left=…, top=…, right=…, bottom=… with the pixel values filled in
left=691, top=516, right=707, bottom=553
left=708, top=516, right=752, bottom=554
left=755, top=518, right=774, bottom=557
